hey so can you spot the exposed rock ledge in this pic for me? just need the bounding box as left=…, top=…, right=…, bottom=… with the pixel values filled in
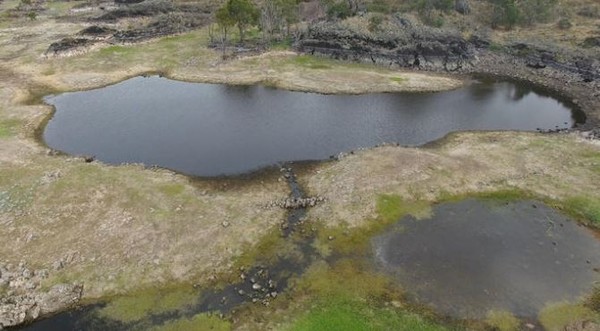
left=0, top=261, right=82, bottom=330
left=296, top=15, right=600, bottom=124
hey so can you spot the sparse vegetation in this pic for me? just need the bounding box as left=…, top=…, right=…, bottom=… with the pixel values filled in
left=561, top=196, right=600, bottom=227
left=0, top=118, right=20, bottom=138
left=538, top=302, right=600, bottom=331
left=284, top=260, right=449, bottom=331
left=149, top=313, right=232, bottom=331
left=98, top=286, right=199, bottom=322
left=486, top=310, right=520, bottom=331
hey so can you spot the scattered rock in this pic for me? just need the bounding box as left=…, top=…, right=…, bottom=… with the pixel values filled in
left=0, top=261, right=82, bottom=329
left=564, top=321, right=600, bottom=331
left=581, top=128, right=600, bottom=140
left=269, top=196, right=326, bottom=209
left=45, top=38, right=98, bottom=57
left=297, top=16, right=475, bottom=72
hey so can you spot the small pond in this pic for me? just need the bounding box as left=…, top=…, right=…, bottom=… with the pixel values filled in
left=43, top=76, right=584, bottom=176
left=372, top=199, right=600, bottom=319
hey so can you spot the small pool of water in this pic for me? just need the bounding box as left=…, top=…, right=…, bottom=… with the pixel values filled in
left=43, top=76, right=583, bottom=176
left=372, top=199, right=600, bottom=319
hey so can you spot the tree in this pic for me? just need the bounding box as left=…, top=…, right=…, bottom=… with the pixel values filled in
left=278, top=0, right=298, bottom=36
left=226, top=0, right=259, bottom=42
left=491, top=0, right=519, bottom=29
left=216, top=5, right=235, bottom=42
left=260, top=0, right=279, bottom=41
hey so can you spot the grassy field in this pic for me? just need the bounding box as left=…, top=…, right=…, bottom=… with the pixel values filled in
left=0, top=1, right=599, bottom=330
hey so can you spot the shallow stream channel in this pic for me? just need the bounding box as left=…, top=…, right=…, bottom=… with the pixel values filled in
left=16, top=76, right=600, bottom=330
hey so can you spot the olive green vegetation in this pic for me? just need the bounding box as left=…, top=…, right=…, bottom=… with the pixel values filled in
left=285, top=259, right=449, bottom=331
left=485, top=310, right=520, bottom=331
left=587, top=287, right=600, bottom=313
left=376, top=194, right=432, bottom=222
left=98, top=286, right=200, bottom=323
left=158, top=183, right=186, bottom=196
left=438, top=188, right=531, bottom=204
left=561, top=196, right=600, bottom=227
left=292, top=55, right=333, bottom=70
left=149, top=313, right=232, bottom=331
left=287, top=299, right=449, bottom=331
left=232, top=226, right=292, bottom=268
left=0, top=118, right=21, bottom=138
left=538, top=302, right=600, bottom=331
left=440, top=188, right=600, bottom=228
left=389, top=76, right=406, bottom=83
left=315, top=194, right=431, bottom=255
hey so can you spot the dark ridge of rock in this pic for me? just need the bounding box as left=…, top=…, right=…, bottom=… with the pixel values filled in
left=267, top=196, right=325, bottom=209
left=296, top=16, right=476, bottom=72
left=503, top=43, right=600, bottom=82
left=112, top=12, right=209, bottom=43
left=114, top=0, right=145, bottom=4
left=45, top=38, right=97, bottom=56
left=296, top=17, right=600, bottom=83
left=77, top=25, right=117, bottom=37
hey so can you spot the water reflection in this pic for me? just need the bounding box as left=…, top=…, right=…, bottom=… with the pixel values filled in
left=43, top=76, right=584, bottom=176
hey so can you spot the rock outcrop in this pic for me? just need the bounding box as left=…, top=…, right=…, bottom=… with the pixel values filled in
left=296, top=15, right=476, bottom=71
left=0, top=261, right=82, bottom=330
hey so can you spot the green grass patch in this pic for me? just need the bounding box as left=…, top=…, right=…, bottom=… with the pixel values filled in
left=316, top=195, right=431, bottom=255
left=560, top=196, right=600, bottom=226
left=0, top=118, right=21, bottom=138
left=294, top=259, right=396, bottom=300
left=376, top=194, right=432, bottom=222
left=232, top=226, right=293, bottom=269
left=287, top=260, right=448, bottom=331
left=97, top=45, right=138, bottom=59
left=292, top=55, right=332, bottom=69
left=389, top=76, right=406, bottom=83
left=287, top=298, right=448, bottom=331
left=158, top=183, right=185, bottom=196
left=149, top=313, right=231, bottom=331
left=485, top=310, right=520, bottom=331
left=98, top=286, right=199, bottom=323
left=538, top=302, right=599, bottom=331
left=438, top=188, right=530, bottom=204
left=270, top=37, right=293, bottom=51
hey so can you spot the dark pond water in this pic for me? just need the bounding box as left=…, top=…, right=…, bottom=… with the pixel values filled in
left=43, top=76, right=584, bottom=176
left=372, top=199, right=600, bottom=319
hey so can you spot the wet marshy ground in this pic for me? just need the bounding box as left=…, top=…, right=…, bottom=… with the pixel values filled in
left=17, top=198, right=600, bottom=330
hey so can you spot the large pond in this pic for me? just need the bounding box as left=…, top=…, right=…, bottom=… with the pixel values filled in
left=372, top=199, right=600, bottom=319
left=43, top=76, right=584, bottom=176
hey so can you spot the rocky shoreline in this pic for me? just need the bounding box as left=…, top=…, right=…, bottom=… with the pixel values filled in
left=0, top=262, right=82, bottom=330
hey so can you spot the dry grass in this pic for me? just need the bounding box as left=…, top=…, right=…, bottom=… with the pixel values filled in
left=0, top=0, right=598, bottom=308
